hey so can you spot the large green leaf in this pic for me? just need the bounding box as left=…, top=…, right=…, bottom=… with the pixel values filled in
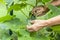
left=0, top=4, right=7, bottom=18
left=8, top=3, right=27, bottom=13
left=0, top=0, right=5, bottom=4
left=47, top=4, right=60, bottom=16
left=0, top=15, right=13, bottom=22
left=42, top=0, right=52, bottom=3
left=51, top=25, right=60, bottom=32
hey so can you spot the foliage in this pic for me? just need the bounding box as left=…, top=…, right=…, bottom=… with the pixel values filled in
left=0, top=0, right=5, bottom=4
left=0, top=0, right=60, bottom=40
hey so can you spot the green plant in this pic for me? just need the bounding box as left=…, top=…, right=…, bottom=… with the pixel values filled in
left=0, top=0, right=60, bottom=40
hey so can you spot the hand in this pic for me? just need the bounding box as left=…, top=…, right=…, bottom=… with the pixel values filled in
left=27, top=20, right=48, bottom=32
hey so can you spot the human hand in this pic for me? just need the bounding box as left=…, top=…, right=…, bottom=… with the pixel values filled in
left=27, top=20, right=48, bottom=32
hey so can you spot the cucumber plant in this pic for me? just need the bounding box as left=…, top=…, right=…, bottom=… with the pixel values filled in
left=0, top=0, right=60, bottom=40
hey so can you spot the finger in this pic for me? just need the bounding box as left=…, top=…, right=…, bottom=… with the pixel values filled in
left=27, top=25, right=33, bottom=30
left=30, top=20, right=35, bottom=24
left=29, top=30, right=34, bottom=32
left=27, top=25, right=34, bottom=32
left=27, top=24, right=37, bottom=32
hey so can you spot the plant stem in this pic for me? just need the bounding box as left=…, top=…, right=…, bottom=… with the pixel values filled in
left=10, top=2, right=14, bottom=16
left=36, top=0, right=38, bottom=6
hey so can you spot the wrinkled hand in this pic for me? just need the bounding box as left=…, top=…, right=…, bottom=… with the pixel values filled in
left=27, top=20, right=48, bottom=32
